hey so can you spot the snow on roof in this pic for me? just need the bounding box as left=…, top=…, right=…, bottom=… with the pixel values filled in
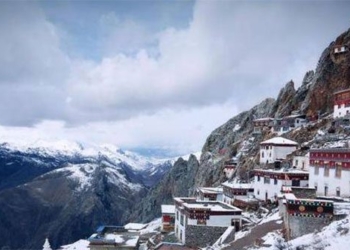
left=161, top=205, right=175, bottom=214
left=174, top=198, right=241, bottom=212
left=197, top=187, right=223, bottom=194
left=334, top=202, right=350, bottom=215
left=124, top=223, right=147, bottom=231
left=60, top=240, right=89, bottom=250
left=253, top=117, right=274, bottom=121
left=260, top=137, right=298, bottom=145
left=222, top=181, right=253, bottom=189
left=254, top=168, right=308, bottom=174
left=89, top=233, right=139, bottom=247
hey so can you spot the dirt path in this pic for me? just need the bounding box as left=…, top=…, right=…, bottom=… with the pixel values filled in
left=223, top=220, right=282, bottom=250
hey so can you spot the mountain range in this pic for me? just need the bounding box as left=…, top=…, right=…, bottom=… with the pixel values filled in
left=0, top=140, right=174, bottom=249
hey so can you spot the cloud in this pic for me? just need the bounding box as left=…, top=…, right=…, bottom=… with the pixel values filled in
left=0, top=103, right=239, bottom=156
left=0, top=1, right=70, bottom=125
left=65, top=1, right=350, bottom=123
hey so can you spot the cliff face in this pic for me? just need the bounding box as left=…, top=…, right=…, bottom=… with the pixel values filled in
left=124, top=155, right=199, bottom=223
left=272, top=80, right=296, bottom=118
left=195, top=98, right=276, bottom=187
left=301, top=28, right=350, bottom=116
left=196, top=28, right=350, bottom=187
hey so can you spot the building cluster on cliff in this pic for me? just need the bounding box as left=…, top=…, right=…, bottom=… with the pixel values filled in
left=155, top=87, right=350, bottom=249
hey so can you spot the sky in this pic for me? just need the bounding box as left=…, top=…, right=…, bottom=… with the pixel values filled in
left=0, top=0, right=349, bottom=157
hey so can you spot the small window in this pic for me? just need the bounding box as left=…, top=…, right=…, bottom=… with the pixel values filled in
left=336, top=166, right=342, bottom=178
left=257, top=176, right=261, bottom=182
left=274, top=178, right=277, bottom=185
left=264, top=177, right=270, bottom=184
left=336, top=187, right=341, bottom=197
left=314, top=166, right=319, bottom=175
left=324, top=166, right=330, bottom=177
left=261, top=152, right=264, bottom=158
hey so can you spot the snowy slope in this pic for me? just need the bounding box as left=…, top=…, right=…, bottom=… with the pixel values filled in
left=0, top=139, right=172, bottom=172
left=253, top=214, right=350, bottom=250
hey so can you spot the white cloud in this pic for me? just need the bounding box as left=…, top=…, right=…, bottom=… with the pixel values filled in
left=0, top=103, right=238, bottom=156
left=66, top=1, right=350, bottom=123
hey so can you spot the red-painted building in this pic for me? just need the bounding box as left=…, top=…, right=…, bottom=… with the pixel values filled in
left=309, top=148, right=350, bottom=197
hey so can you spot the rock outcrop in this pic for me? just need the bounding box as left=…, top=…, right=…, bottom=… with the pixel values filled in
left=124, top=155, right=200, bottom=223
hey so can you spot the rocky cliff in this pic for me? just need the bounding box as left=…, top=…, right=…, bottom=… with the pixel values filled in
left=125, top=155, right=199, bottom=223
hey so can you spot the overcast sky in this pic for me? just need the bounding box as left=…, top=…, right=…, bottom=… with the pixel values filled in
left=0, top=0, right=349, bottom=157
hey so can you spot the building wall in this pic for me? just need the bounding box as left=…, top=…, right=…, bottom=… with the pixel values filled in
left=174, top=208, right=186, bottom=245
left=309, top=166, right=350, bottom=197
left=294, top=118, right=307, bottom=128
left=186, top=215, right=241, bottom=227
left=293, top=156, right=309, bottom=171
left=286, top=215, right=332, bottom=240
left=254, top=176, right=308, bottom=201
left=260, top=145, right=297, bottom=164
left=224, top=168, right=235, bottom=179
left=175, top=207, right=241, bottom=245
left=334, top=104, right=350, bottom=118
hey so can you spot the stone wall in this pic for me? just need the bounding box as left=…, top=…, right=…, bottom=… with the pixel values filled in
left=185, top=225, right=228, bottom=248
left=286, top=215, right=332, bottom=240
left=291, top=187, right=316, bottom=199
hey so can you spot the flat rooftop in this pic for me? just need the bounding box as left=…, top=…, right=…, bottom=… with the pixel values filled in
left=161, top=205, right=175, bottom=214
left=254, top=168, right=308, bottom=174
left=174, top=197, right=241, bottom=212
left=197, top=187, right=223, bottom=194
left=222, top=181, right=253, bottom=189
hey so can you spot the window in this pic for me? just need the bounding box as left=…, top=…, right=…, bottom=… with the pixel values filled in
left=257, top=176, right=261, bottom=182
left=261, top=152, right=264, bottom=158
left=197, top=219, right=206, bottom=225
left=324, top=166, right=330, bottom=177
left=336, top=187, right=341, bottom=197
left=274, top=178, right=278, bottom=185
left=336, top=166, right=342, bottom=178
left=314, top=166, right=319, bottom=175
left=176, top=211, right=179, bottom=220
left=180, top=215, right=184, bottom=226
left=264, top=177, right=270, bottom=184
left=314, top=183, right=318, bottom=191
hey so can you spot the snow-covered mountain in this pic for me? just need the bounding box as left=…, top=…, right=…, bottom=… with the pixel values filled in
left=0, top=139, right=174, bottom=191
left=0, top=139, right=175, bottom=249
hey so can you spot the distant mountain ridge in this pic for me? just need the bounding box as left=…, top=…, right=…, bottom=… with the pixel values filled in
left=0, top=139, right=174, bottom=249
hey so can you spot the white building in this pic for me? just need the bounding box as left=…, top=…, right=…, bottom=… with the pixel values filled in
left=333, top=88, right=350, bottom=118
left=196, top=187, right=223, bottom=202
left=309, top=148, right=350, bottom=197
left=259, top=137, right=298, bottom=164
left=292, top=154, right=309, bottom=171
left=161, top=205, right=175, bottom=232
left=222, top=181, right=254, bottom=205
left=253, top=168, right=309, bottom=201
left=174, top=197, right=242, bottom=246
left=294, top=117, right=307, bottom=128
left=253, top=117, right=274, bottom=134
left=223, top=159, right=237, bottom=179
left=334, top=45, right=348, bottom=54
